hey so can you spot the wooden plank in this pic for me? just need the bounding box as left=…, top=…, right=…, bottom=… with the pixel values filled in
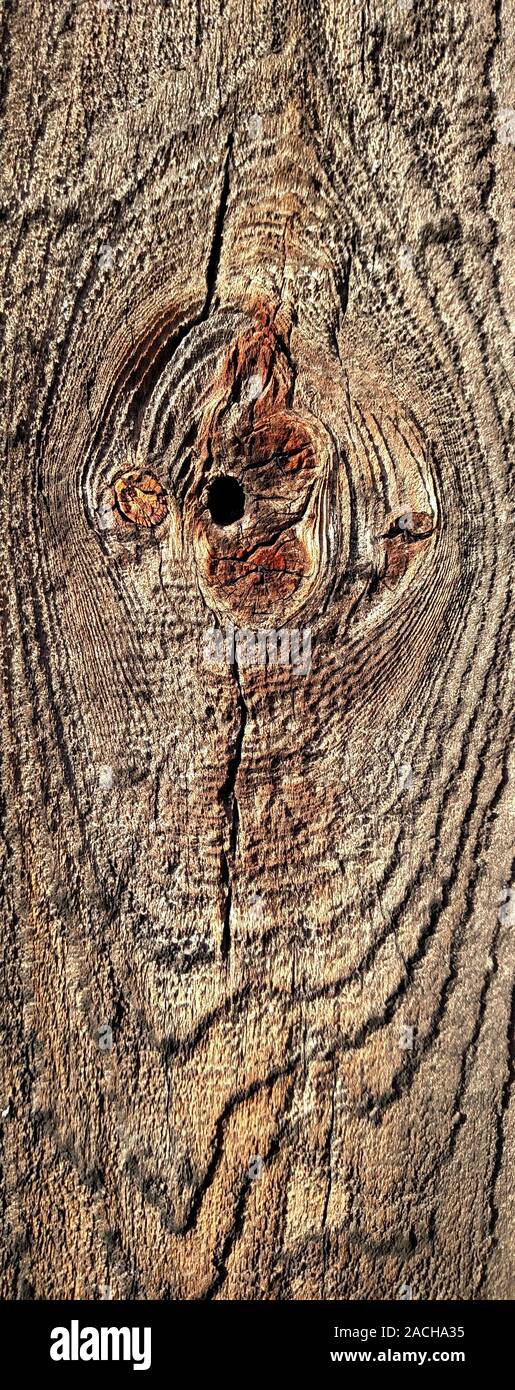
left=0, top=0, right=513, bottom=1300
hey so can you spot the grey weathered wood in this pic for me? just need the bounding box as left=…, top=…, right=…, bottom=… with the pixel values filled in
left=0, top=0, right=513, bottom=1300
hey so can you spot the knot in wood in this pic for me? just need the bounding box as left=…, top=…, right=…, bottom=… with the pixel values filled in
left=114, top=469, right=168, bottom=528
left=190, top=301, right=324, bottom=626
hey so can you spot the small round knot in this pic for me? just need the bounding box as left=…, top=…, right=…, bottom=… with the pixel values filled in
left=114, top=470, right=168, bottom=527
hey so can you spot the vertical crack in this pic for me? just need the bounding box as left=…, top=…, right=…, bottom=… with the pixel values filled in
left=321, top=1064, right=336, bottom=1294
left=219, top=652, right=248, bottom=959
left=204, top=133, right=233, bottom=315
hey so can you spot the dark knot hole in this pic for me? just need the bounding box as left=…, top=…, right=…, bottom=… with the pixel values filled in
left=207, top=474, right=245, bottom=526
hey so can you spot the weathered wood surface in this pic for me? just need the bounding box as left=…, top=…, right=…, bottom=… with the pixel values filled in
left=0, top=0, right=513, bottom=1301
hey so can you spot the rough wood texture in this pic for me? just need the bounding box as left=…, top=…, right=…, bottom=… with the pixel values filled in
left=1, top=0, right=514, bottom=1301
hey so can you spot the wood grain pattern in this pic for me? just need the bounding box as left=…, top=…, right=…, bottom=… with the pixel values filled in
left=0, top=0, right=513, bottom=1301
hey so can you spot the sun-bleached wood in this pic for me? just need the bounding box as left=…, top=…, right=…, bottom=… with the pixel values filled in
left=0, top=0, right=513, bottom=1301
